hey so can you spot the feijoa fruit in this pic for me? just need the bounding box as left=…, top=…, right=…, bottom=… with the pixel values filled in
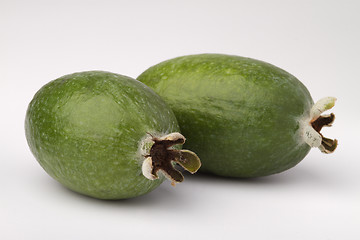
left=137, top=54, right=337, bottom=177
left=25, top=71, right=200, bottom=199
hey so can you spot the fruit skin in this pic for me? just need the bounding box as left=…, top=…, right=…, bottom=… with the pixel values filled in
left=25, top=71, right=179, bottom=199
left=137, top=54, right=314, bottom=177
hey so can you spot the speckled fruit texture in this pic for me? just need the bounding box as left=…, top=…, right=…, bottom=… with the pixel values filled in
left=137, top=54, right=314, bottom=177
left=25, top=71, right=179, bottom=199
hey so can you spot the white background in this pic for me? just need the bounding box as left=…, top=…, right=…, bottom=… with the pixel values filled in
left=1, top=0, right=359, bottom=239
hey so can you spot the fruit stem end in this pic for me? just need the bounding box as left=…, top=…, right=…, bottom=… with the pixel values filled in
left=140, top=132, right=201, bottom=185
left=302, top=97, right=337, bottom=153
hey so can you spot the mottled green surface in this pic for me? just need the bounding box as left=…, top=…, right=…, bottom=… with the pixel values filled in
left=138, top=54, right=314, bottom=177
left=25, top=71, right=180, bottom=199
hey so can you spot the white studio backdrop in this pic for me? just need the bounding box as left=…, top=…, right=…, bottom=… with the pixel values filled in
left=1, top=0, right=359, bottom=240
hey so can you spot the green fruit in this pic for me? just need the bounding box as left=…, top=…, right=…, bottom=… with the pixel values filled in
left=137, top=54, right=337, bottom=177
left=25, top=71, right=200, bottom=199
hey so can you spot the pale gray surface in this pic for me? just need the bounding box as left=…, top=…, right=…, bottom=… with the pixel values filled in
left=1, top=0, right=359, bottom=239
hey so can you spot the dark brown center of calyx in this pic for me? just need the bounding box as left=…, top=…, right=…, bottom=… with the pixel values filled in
left=311, top=113, right=335, bottom=132
left=311, top=113, right=337, bottom=153
left=146, top=138, right=185, bottom=183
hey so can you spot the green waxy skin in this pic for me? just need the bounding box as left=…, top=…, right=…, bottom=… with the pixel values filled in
left=25, top=71, right=180, bottom=199
left=138, top=54, right=330, bottom=177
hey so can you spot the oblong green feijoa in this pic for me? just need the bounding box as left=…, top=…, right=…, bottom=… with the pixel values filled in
left=25, top=71, right=201, bottom=199
left=137, top=54, right=337, bottom=178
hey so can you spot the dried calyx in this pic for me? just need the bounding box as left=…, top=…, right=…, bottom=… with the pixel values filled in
left=142, top=132, right=201, bottom=185
left=303, top=97, right=338, bottom=153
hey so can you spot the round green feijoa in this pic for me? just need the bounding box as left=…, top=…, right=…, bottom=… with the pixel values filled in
left=137, top=54, right=337, bottom=178
left=25, top=71, right=200, bottom=199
